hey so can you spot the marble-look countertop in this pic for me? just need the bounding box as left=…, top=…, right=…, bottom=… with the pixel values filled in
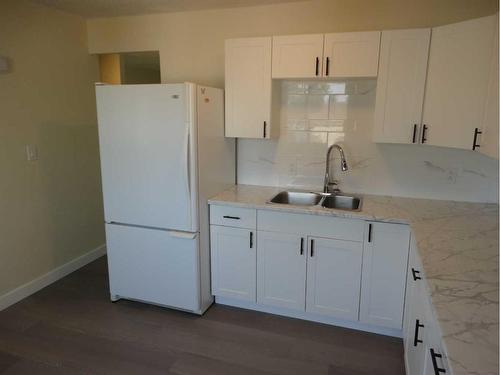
left=208, top=185, right=499, bottom=375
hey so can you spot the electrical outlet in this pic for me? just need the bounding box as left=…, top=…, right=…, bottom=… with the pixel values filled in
left=0, top=56, right=8, bottom=73
left=25, top=144, right=38, bottom=161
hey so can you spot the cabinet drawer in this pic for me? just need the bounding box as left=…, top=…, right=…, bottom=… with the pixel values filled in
left=257, top=210, right=364, bottom=242
left=210, top=205, right=256, bottom=229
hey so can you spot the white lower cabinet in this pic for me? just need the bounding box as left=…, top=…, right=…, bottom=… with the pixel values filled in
left=423, top=328, right=449, bottom=375
left=360, top=222, right=410, bottom=329
left=404, top=236, right=450, bottom=375
left=405, top=274, right=427, bottom=374
left=406, top=297, right=427, bottom=375
left=257, top=231, right=306, bottom=310
left=306, top=236, right=363, bottom=321
left=404, top=236, right=426, bottom=375
left=210, top=225, right=256, bottom=302
left=209, top=205, right=412, bottom=336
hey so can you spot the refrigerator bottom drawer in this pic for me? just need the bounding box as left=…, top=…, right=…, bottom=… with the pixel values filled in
left=105, top=223, right=200, bottom=312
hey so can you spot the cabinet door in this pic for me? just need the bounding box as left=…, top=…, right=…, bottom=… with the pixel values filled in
left=373, top=28, right=431, bottom=144
left=406, top=284, right=428, bottom=375
left=422, top=300, right=449, bottom=375
left=306, top=236, right=363, bottom=321
left=423, top=345, right=449, bottom=375
left=404, top=238, right=427, bottom=375
left=210, top=225, right=256, bottom=302
left=360, top=222, right=410, bottom=329
left=422, top=14, right=497, bottom=150
left=225, top=37, right=272, bottom=138
left=403, top=235, right=419, bottom=338
left=423, top=339, right=449, bottom=375
left=272, top=34, right=324, bottom=78
left=323, top=31, right=380, bottom=78
left=479, top=25, right=499, bottom=159
left=257, top=231, right=306, bottom=310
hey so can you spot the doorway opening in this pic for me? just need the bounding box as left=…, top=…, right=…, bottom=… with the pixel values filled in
left=98, top=51, right=161, bottom=84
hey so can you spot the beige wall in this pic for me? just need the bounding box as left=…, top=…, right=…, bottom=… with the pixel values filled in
left=87, top=0, right=498, bottom=87
left=0, top=0, right=103, bottom=296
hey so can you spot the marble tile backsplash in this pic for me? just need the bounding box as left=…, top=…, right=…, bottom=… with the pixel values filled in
left=237, top=80, right=499, bottom=203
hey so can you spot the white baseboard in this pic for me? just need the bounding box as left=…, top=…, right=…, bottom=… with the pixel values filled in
left=0, top=244, right=106, bottom=311
left=215, top=296, right=403, bottom=338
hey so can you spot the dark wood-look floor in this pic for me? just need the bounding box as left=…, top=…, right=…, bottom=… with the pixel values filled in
left=0, top=257, right=405, bottom=375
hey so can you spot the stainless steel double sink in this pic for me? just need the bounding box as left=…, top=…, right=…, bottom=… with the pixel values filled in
left=268, top=191, right=362, bottom=211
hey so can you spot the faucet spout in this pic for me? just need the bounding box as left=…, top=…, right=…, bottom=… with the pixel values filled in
left=324, top=144, right=348, bottom=193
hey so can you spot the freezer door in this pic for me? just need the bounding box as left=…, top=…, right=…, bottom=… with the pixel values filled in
left=106, top=223, right=200, bottom=312
left=96, top=84, right=198, bottom=232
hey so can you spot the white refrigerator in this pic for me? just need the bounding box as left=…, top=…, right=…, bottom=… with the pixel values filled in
left=96, top=83, right=235, bottom=314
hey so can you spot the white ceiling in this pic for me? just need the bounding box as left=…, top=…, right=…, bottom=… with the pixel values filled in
left=31, top=0, right=306, bottom=18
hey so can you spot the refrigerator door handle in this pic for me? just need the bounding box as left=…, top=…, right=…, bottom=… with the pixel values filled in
left=167, top=230, right=197, bottom=239
left=185, top=125, right=191, bottom=196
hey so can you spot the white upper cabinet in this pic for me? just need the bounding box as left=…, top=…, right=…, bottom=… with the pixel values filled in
left=272, top=34, right=324, bottom=78
left=422, top=14, right=497, bottom=150
left=359, top=222, right=410, bottom=329
left=323, top=31, right=380, bottom=78
left=306, top=236, right=363, bottom=321
left=271, top=32, right=381, bottom=79
left=225, top=37, right=273, bottom=138
left=373, top=28, right=431, bottom=144
left=479, top=26, right=499, bottom=159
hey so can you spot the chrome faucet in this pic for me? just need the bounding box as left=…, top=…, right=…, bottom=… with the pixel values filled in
left=323, top=144, right=348, bottom=194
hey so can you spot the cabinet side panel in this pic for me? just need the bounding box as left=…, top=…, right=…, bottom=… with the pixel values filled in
left=197, top=86, right=235, bottom=311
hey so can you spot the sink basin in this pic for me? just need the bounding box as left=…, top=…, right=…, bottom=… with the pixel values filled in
left=321, top=195, right=361, bottom=211
left=268, top=190, right=362, bottom=211
left=269, top=191, right=322, bottom=206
